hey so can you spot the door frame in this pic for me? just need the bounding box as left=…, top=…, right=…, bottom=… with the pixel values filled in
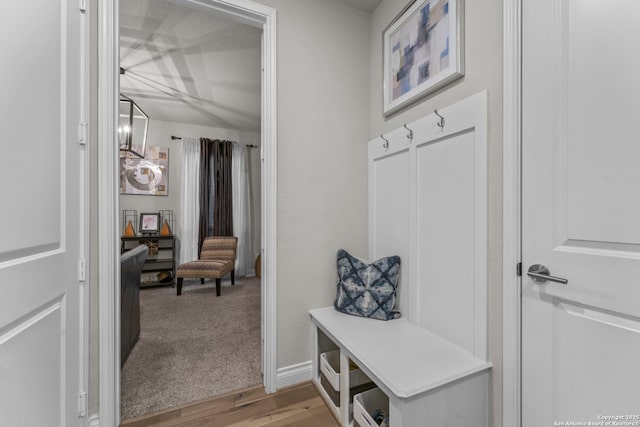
left=502, top=0, right=522, bottom=426
left=97, top=0, right=278, bottom=424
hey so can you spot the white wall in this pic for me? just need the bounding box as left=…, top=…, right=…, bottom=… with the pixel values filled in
left=370, top=1, right=503, bottom=426
left=119, top=119, right=261, bottom=266
left=254, top=0, right=372, bottom=369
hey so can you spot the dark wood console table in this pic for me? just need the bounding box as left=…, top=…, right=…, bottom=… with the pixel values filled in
left=121, top=235, right=176, bottom=287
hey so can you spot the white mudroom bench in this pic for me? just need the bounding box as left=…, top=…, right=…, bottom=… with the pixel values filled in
left=310, top=307, right=491, bottom=427
left=310, top=92, right=492, bottom=427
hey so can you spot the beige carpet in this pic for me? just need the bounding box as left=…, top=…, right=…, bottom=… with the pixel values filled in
left=120, top=277, right=262, bottom=421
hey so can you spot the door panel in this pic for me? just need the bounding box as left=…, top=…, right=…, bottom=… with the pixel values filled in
left=0, top=0, right=64, bottom=258
left=523, top=0, right=640, bottom=423
left=0, top=299, right=64, bottom=427
left=0, top=0, right=85, bottom=425
left=557, top=304, right=640, bottom=415
left=565, top=1, right=640, bottom=246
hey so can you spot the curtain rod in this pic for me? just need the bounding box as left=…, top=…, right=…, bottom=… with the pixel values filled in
left=171, top=135, right=257, bottom=148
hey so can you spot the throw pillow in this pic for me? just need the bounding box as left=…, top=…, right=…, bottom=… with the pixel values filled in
left=334, top=249, right=401, bottom=321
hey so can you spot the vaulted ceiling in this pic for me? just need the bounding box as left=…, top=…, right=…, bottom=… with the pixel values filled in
left=119, top=0, right=262, bottom=131
left=119, top=0, right=382, bottom=132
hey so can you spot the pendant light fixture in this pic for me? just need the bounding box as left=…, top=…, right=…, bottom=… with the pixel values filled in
left=119, top=68, right=148, bottom=158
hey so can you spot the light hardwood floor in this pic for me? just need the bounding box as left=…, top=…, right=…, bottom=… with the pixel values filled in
left=120, top=382, right=339, bottom=427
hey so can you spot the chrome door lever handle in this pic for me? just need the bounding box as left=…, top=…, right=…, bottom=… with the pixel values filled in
left=527, top=264, right=568, bottom=285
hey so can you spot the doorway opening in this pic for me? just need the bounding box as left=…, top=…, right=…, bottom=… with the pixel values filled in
left=97, top=0, right=277, bottom=424
left=118, top=1, right=264, bottom=419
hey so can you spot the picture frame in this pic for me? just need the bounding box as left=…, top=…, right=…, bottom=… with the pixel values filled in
left=139, top=213, right=161, bottom=234
left=383, top=0, right=464, bottom=116
left=120, top=145, right=169, bottom=196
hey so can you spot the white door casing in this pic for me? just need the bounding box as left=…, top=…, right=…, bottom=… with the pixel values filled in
left=521, top=0, right=640, bottom=425
left=0, top=1, right=88, bottom=426
left=501, top=0, right=522, bottom=425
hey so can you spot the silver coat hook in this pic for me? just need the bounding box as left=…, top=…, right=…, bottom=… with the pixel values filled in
left=434, top=109, right=445, bottom=130
left=403, top=124, right=414, bottom=142
left=380, top=134, right=389, bottom=150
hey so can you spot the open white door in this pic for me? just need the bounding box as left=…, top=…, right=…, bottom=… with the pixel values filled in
left=0, top=1, right=87, bottom=426
left=522, top=0, right=640, bottom=424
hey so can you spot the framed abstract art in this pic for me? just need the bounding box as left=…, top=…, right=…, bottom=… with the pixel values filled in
left=383, top=0, right=464, bottom=116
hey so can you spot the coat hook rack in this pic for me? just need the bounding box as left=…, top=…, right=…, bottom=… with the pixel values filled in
left=434, top=109, right=445, bottom=130
left=403, top=124, right=414, bottom=142
left=380, top=134, right=389, bottom=150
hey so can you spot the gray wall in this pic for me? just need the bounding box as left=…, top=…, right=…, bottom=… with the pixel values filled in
left=254, top=0, right=372, bottom=369
left=370, top=1, right=504, bottom=426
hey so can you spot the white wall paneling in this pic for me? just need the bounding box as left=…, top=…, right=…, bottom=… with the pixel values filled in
left=368, top=147, right=411, bottom=319
left=369, top=91, right=488, bottom=358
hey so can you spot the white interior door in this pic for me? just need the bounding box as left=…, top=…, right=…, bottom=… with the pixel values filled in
left=0, top=1, right=86, bottom=426
left=522, top=0, right=640, bottom=424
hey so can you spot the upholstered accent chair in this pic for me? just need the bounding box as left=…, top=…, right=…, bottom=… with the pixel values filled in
left=176, top=236, right=237, bottom=297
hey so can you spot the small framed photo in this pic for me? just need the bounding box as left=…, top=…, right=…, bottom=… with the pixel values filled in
left=139, top=213, right=160, bottom=234
left=383, top=0, right=464, bottom=116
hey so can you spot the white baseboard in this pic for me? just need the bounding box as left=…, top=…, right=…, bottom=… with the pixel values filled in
left=87, top=414, right=100, bottom=427
left=276, top=360, right=312, bottom=389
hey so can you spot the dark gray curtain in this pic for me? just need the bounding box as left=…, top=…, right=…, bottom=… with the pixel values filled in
left=198, top=138, right=234, bottom=251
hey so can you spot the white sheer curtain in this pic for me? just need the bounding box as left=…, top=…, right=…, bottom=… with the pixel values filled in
left=232, top=143, right=253, bottom=276
left=179, top=138, right=201, bottom=264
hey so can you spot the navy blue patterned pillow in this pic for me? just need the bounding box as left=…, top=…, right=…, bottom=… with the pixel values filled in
left=334, top=249, right=401, bottom=321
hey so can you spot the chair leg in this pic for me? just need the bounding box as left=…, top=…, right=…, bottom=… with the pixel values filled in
left=231, top=270, right=235, bottom=285
left=201, top=278, right=205, bottom=285
left=177, top=278, right=183, bottom=296
left=215, top=278, right=221, bottom=296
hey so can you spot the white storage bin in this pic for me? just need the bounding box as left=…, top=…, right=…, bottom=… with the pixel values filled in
left=320, top=365, right=376, bottom=408
left=353, top=388, right=389, bottom=427
left=320, top=350, right=370, bottom=392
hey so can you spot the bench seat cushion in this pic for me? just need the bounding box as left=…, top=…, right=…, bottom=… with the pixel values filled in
left=176, top=259, right=234, bottom=278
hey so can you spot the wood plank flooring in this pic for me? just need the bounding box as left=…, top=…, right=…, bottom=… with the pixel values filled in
left=120, top=382, right=340, bottom=427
